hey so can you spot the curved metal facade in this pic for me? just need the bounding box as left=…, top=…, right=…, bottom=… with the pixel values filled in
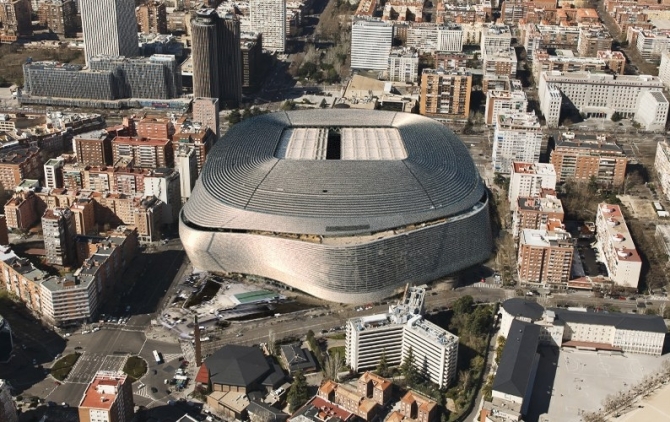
left=180, top=110, right=493, bottom=303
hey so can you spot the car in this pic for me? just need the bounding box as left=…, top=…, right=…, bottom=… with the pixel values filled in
left=92, top=327, right=100, bottom=332
left=64, top=333, right=71, bottom=337
left=74, top=346, right=83, bottom=350
left=236, top=332, right=243, bottom=337
left=81, top=330, right=90, bottom=335
left=126, top=305, right=131, bottom=312
left=32, top=359, right=37, bottom=365
left=47, top=401, right=56, bottom=407
left=151, top=387, right=158, bottom=393
left=61, top=402, right=68, bottom=408
left=153, top=369, right=158, bottom=375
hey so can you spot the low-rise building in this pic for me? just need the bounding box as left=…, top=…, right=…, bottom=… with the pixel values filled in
left=596, top=49, right=626, bottom=74
left=577, top=25, right=613, bottom=57
left=532, top=49, right=607, bottom=83
left=550, top=132, right=628, bottom=187
left=482, top=47, right=517, bottom=77
left=280, top=343, right=317, bottom=374
left=595, top=203, right=642, bottom=288
left=0, top=146, right=42, bottom=191
left=4, top=191, right=42, bottom=230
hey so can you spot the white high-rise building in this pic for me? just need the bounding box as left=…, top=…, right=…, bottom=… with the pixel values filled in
left=144, top=168, right=181, bottom=224
left=44, top=157, right=64, bottom=189
left=492, top=113, right=543, bottom=174
left=634, top=91, right=669, bottom=132
left=654, top=139, right=670, bottom=201
left=659, top=51, right=670, bottom=90
left=485, top=80, right=528, bottom=125
left=481, top=23, right=512, bottom=56
left=508, top=162, right=557, bottom=211
left=345, top=286, right=459, bottom=389
left=351, top=19, right=393, bottom=70
left=175, top=145, right=198, bottom=203
left=540, top=83, right=561, bottom=128
left=595, top=203, right=642, bottom=288
left=437, top=24, right=463, bottom=52
left=388, top=48, right=418, bottom=83
left=80, top=0, right=139, bottom=65
left=249, top=0, right=285, bottom=52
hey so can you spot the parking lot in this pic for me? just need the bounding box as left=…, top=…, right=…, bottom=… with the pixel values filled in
left=527, top=347, right=670, bottom=421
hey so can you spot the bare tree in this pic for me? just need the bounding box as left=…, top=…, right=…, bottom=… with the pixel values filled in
left=268, top=329, right=276, bottom=356
left=322, top=350, right=341, bottom=382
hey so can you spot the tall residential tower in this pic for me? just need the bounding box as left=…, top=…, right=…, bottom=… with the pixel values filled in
left=80, top=0, right=139, bottom=65
left=249, top=0, right=285, bottom=52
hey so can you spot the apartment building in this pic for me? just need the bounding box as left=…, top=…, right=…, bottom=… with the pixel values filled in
left=80, top=0, right=138, bottom=65
left=595, top=203, right=642, bottom=288
left=402, top=317, right=459, bottom=388
left=513, top=194, right=564, bottom=238
left=634, top=90, right=669, bottom=132
left=0, top=146, right=40, bottom=190
left=655, top=139, right=670, bottom=201
left=481, top=23, right=512, bottom=56
left=38, top=0, right=77, bottom=38
left=508, top=162, right=557, bottom=210
left=112, top=136, right=173, bottom=169
left=73, top=130, right=115, bottom=166
left=492, top=113, right=543, bottom=174
left=484, top=81, right=528, bottom=125
left=541, top=83, right=562, bottom=128
left=518, top=228, right=574, bottom=287
left=249, top=0, right=285, bottom=52
left=78, top=371, right=134, bottom=422
left=577, top=25, right=613, bottom=57
left=44, top=157, right=65, bottom=189
left=482, top=47, right=517, bottom=77
left=0, top=247, right=46, bottom=313
left=524, top=24, right=581, bottom=58
left=317, top=373, right=393, bottom=421
left=83, top=166, right=150, bottom=195
left=405, top=23, right=463, bottom=52
left=388, top=48, right=419, bottom=83
left=532, top=49, right=606, bottom=83
left=659, top=51, right=670, bottom=90
left=192, top=97, right=220, bottom=139
left=0, top=379, right=17, bottom=422
left=172, top=123, right=215, bottom=173
left=175, top=145, right=197, bottom=203
left=346, top=286, right=425, bottom=371
left=0, top=0, right=32, bottom=42
left=346, top=286, right=458, bottom=388
left=136, top=0, right=167, bottom=34
left=351, top=19, right=393, bottom=70
left=635, top=29, right=670, bottom=60
left=597, top=49, right=626, bottom=74
left=0, top=216, right=8, bottom=245
left=550, top=132, right=628, bottom=186
left=419, top=68, right=471, bottom=119
left=240, top=32, right=263, bottom=93
left=144, top=168, right=180, bottom=224
left=70, top=195, right=96, bottom=235
left=397, top=391, right=438, bottom=422
left=42, top=208, right=76, bottom=266
left=538, top=71, right=665, bottom=118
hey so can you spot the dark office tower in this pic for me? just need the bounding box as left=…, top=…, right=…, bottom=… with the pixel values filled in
left=191, top=9, right=219, bottom=100
left=216, top=14, right=242, bottom=108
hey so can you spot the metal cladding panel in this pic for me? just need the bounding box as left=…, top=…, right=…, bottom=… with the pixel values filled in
left=182, top=110, right=485, bottom=235
left=179, top=198, right=493, bottom=304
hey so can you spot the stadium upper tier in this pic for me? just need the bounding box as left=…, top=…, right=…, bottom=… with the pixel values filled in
left=182, top=110, right=486, bottom=235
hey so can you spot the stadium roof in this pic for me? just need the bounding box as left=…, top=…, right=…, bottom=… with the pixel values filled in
left=183, top=110, right=484, bottom=236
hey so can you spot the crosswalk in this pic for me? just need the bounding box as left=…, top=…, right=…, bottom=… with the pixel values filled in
left=161, top=353, right=181, bottom=363
left=135, top=384, right=152, bottom=399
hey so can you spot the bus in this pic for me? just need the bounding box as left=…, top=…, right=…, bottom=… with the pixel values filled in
left=153, top=350, right=162, bottom=364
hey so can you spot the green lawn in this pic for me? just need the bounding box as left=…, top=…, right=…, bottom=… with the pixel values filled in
left=123, top=356, right=147, bottom=382
left=50, top=353, right=81, bottom=381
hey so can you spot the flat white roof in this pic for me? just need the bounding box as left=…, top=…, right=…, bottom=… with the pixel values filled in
left=277, top=127, right=408, bottom=160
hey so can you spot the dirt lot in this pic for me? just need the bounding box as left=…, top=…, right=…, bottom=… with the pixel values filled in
left=0, top=45, right=84, bottom=87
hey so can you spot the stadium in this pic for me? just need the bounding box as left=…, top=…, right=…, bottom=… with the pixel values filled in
left=180, top=110, right=493, bottom=303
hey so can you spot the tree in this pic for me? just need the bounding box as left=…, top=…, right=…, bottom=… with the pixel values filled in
left=400, top=347, right=418, bottom=386
left=323, top=350, right=341, bottom=381
left=287, top=370, right=309, bottom=412
left=611, top=112, right=623, bottom=122
left=375, top=349, right=390, bottom=378
left=319, top=98, right=328, bottom=109
left=495, top=336, right=506, bottom=365
left=280, top=100, right=296, bottom=111
left=227, top=109, right=241, bottom=125
left=452, top=295, right=474, bottom=315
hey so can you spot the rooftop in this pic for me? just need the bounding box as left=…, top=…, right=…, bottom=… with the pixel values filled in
left=597, top=203, right=640, bottom=262
left=512, top=162, right=556, bottom=176
left=491, top=320, right=541, bottom=398
left=549, top=307, right=667, bottom=333
left=517, top=195, right=564, bottom=214
left=405, top=318, right=458, bottom=346
left=292, top=396, right=354, bottom=422
left=78, top=371, right=127, bottom=410
left=556, top=132, right=625, bottom=154
left=520, top=228, right=573, bottom=249
left=497, top=113, right=541, bottom=129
